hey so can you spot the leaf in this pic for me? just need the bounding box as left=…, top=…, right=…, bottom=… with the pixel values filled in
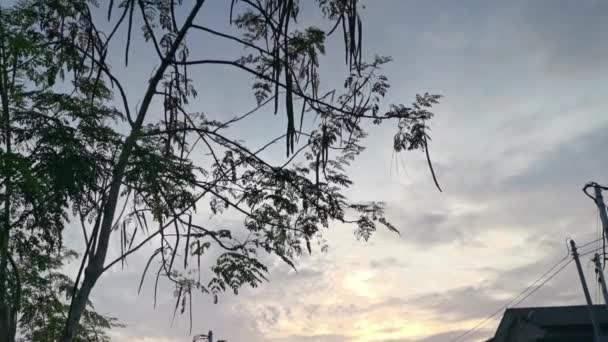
left=277, top=253, right=296, bottom=271
left=379, top=217, right=399, bottom=235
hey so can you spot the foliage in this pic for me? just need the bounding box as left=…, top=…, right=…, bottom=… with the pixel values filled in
left=3, top=0, right=443, bottom=340
left=0, top=1, right=123, bottom=340
left=17, top=249, right=124, bottom=342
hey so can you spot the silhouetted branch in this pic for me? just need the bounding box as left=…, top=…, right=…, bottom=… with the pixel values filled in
left=191, top=25, right=271, bottom=56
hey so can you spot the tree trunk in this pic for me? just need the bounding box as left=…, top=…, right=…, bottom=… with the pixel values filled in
left=61, top=2, right=206, bottom=340
left=0, top=21, right=16, bottom=341
left=0, top=234, right=11, bottom=342
left=61, top=267, right=98, bottom=342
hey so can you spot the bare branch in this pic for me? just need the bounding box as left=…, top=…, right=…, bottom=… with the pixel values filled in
left=191, top=25, right=271, bottom=56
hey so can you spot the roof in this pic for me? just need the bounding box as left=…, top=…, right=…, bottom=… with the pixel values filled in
left=489, top=305, right=608, bottom=342
left=501, top=305, right=608, bottom=326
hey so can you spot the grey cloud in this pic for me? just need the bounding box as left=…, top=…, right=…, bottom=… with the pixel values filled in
left=517, top=0, right=608, bottom=78
left=369, top=257, right=409, bottom=270
left=254, top=305, right=282, bottom=332
left=407, top=286, right=505, bottom=322
left=400, top=245, right=586, bottom=337
left=505, top=123, right=608, bottom=192
left=384, top=209, right=465, bottom=248
left=383, top=119, right=608, bottom=250
left=303, top=304, right=321, bottom=321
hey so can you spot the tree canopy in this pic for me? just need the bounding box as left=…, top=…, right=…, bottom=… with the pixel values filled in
left=0, top=0, right=442, bottom=340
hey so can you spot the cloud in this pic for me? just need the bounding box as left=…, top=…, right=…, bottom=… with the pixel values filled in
left=57, top=1, right=608, bottom=341
left=407, top=286, right=505, bottom=322
left=386, top=208, right=467, bottom=247
left=379, top=117, right=608, bottom=252
left=369, top=257, right=408, bottom=270
left=515, top=0, right=608, bottom=79
left=505, top=123, right=608, bottom=192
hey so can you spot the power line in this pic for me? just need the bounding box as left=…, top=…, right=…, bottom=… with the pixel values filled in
left=449, top=239, right=604, bottom=342
left=449, top=253, right=572, bottom=342
left=577, top=236, right=604, bottom=249
left=580, top=246, right=605, bottom=259
left=510, top=259, right=573, bottom=308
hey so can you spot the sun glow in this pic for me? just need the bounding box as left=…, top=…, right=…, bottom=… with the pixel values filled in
left=342, top=270, right=376, bottom=298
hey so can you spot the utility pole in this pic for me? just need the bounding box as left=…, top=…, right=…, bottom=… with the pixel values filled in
left=571, top=240, right=601, bottom=341
left=594, top=184, right=608, bottom=240
left=584, top=182, right=608, bottom=239
left=593, top=253, right=608, bottom=310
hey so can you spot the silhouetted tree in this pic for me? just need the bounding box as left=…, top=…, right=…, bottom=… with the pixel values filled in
left=3, top=1, right=443, bottom=340
left=17, top=249, right=124, bottom=342
left=0, top=2, right=124, bottom=341
left=193, top=330, right=227, bottom=342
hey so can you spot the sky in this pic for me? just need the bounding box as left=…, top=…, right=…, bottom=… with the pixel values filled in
left=53, top=0, right=608, bottom=341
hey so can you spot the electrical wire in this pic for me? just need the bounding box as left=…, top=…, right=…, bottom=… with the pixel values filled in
left=449, top=236, right=604, bottom=342
left=509, top=259, right=573, bottom=308
left=579, top=246, right=605, bottom=259
left=448, top=253, right=572, bottom=342
left=577, top=237, right=604, bottom=250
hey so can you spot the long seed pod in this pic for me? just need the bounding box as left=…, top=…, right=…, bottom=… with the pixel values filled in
left=184, top=214, right=192, bottom=269
left=297, top=98, right=306, bottom=143
left=357, top=17, right=362, bottom=74
left=107, top=0, right=114, bottom=21
left=171, top=285, right=183, bottom=324
left=170, top=0, right=178, bottom=32
left=189, top=287, right=193, bottom=333
left=125, top=0, right=135, bottom=65
left=349, top=2, right=356, bottom=70
left=284, top=0, right=295, bottom=155
left=138, top=248, right=162, bottom=294
left=154, top=266, right=162, bottom=308
left=285, top=70, right=295, bottom=156
left=423, top=129, right=442, bottom=192
left=127, top=225, right=138, bottom=251
left=230, top=0, right=238, bottom=24
left=120, top=222, right=125, bottom=268
left=141, top=212, right=149, bottom=234
left=197, top=240, right=201, bottom=283
left=168, top=220, right=180, bottom=273
left=341, top=13, right=348, bottom=65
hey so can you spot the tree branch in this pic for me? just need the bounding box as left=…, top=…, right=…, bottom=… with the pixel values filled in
left=191, top=25, right=271, bottom=56
left=172, top=58, right=396, bottom=122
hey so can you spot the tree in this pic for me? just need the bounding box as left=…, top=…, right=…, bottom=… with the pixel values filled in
left=192, top=330, right=227, bottom=342
left=0, top=1, right=124, bottom=341
left=5, top=0, right=443, bottom=340
left=17, top=249, right=124, bottom=342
